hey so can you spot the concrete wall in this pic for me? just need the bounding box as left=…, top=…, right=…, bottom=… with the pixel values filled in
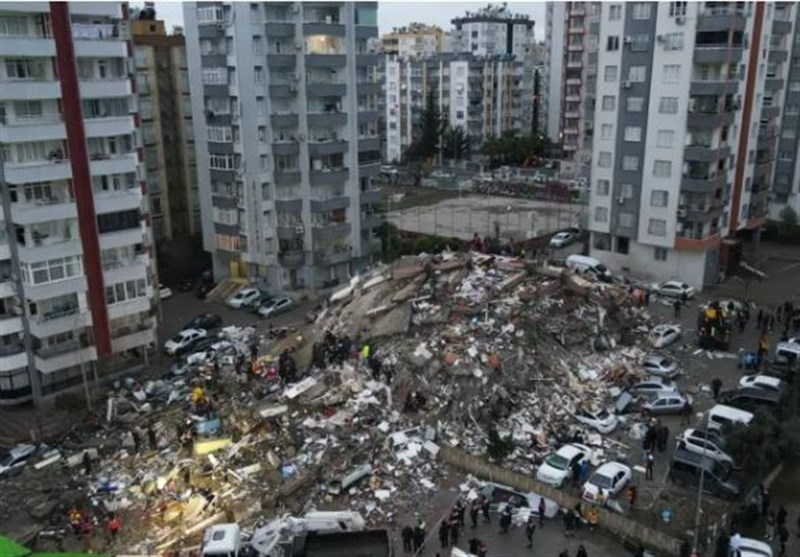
left=438, top=445, right=683, bottom=557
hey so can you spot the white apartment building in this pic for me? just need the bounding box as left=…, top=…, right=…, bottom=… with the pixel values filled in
left=451, top=4, right=535, bottom=60
left=183, top=2, right=382, bottom=293
left=384, top=54, right=534, bottom=163
left=589, top=1, right=796, bottom=290
left=0, top=2, right=156, bottom=406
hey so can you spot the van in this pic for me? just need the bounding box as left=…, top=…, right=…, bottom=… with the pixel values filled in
left=565, top=255, right=612, bottom=282
left=707, top=404, right=754, bottom=432
left=669, top=448, right=742, bottom=500
left=773, top=340, right=800, bottom=366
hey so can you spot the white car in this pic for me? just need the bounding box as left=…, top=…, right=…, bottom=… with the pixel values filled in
left=650, top=324, right=681, bottom=348
left=536, top=443, right=591, bottom=488
left=641, top=392, right=692, bottom=415
left=164, top=328, right=207, bottom=355
left=549, top=231, right=576, bottom=248
left=159, top=284, right=173, bottom=300
left=581, top=461, right=631, bottom=503
left=730, top=534, right=773, bottom=557
left=676, top=428, right=735, bottom=469
left=380, top=165, right=398, bottom=176
left=774, top=340, right=800, bottom=365
left=641, top=353, right=680, bottom=379
left=738, top=374, right=783, bottom=393
left=226, top=287, right=261, bottom=309
left=0, top=444, right=38, bottom=479
left=571, top=407, right=618, bottom=434
left=257, top=296, right=296, bottom=318
left=629, top=376, right=678, bottom=395
left=651, top=280, right=695, bottom=299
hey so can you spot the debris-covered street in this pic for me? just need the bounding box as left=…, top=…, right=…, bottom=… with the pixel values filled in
left=2, top=246, right=799, bottom=557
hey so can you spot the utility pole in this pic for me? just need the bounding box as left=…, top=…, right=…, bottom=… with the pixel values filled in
left=692, top=412, right=711, bottom=555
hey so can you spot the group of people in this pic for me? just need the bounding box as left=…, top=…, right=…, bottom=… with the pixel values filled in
left=65, top=507, right=121, bottom=548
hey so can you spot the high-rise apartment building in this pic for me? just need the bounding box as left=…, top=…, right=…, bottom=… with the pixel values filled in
left=451, top=4, right=535, bottom=60
left=183, top=2, right=383, bottom=293
left=0, top=2, right=156, bottom=406
left=588, top=1, right=798, bottom=289
left=132, top=11, right=200, bottom=262
left=381, top=23, right=448, bottom=58
left=384, top=54, right=534, bottom=163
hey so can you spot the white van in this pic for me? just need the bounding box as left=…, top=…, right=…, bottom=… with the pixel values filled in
left=707, top=404, right=754, bottom=432
left=566, top=255, right=613, bottom=282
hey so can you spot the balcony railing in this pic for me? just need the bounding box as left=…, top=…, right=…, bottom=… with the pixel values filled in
left=36, top=339, right=90, bottom=359
left=71, top=22, right=121, bottom=40
left=0, top=343, right=25, bottom=357
left=35, top=305, right=80, bottom=323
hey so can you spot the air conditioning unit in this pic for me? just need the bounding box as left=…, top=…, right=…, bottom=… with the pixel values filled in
left=297, top=134, right=306, bottom=142
left=656, top=34, right=666, bottom=43
left=290, top=5, right=300, bottom=14
left=294, top=225, right=304, bottom=235
left=292, top=74, right=301, bottom=83
left=216, top=23, right=225, bottom=31
left=623, top=36, right=632, bottom=44
left=622, top=80, right=632, bottom=89
left=289, top=84, right=298, bottom=92
left=295, top=40, right=304, bottom=51
left=677, top=209, right=687, bottom=218
left=675, top=15, right=685, bottom=25
left=617, top=196, right=625, bottom=205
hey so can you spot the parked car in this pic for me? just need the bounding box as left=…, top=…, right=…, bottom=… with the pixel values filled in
left=571, top=407, right=618, bottom=434
left=641, top=353, right=680, bottom=379
left=226, top=287, right=261, bottom=309
left=642, top=392, right=692, bottom=415
left=472, top=481, right=558, bottom=518
left=0, top=444, right=39, bottom=479
left=581, top=462, right=631, bottom=503
left=738, top=374, right=784, bottom=393
left=164, top=328, right=207, bottom=356
left=675, top=428, right=735, bottom=469
left=257, top=296, right=296, bottom=318
left=535, top=443, right=591, bottom=488
left=730, top=535, right=773, bottom=557
left=629, top=376, right=678, bottom=396
left=650, top=280, right=695, bottom=299
left=380, top=165, right=398, bottom=176
left=670, top=448, right=741, bottom=500
left=159, top=284, right=173, bottom=300
left=650, top=324, right=681, bottom=348
left=707, top=404, right=754, bottom=433
left=549, top=231, right=576, bottom=249
left=773, top=339, right=800, bottom=366
left=183, top=313, right=223, bottom=332
left=717, top=388, right=780, bottom=413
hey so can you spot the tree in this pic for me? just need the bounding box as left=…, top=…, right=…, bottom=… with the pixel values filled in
left=486, top=427, right=515, bottom=463
left=404, top=89, right=444, bottom=163
left=480, top=131, right=550, bottom=168
left=442, top=125, right=471, bottom=161
left=778, top=205, right=799, bottom=238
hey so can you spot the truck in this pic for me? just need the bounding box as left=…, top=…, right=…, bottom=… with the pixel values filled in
left=697, top=303, right=732, bottom=350
left=202, top=511, right=390, bottom=557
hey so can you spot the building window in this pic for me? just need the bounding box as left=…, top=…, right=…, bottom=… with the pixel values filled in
left=632, top=3, right=653, bottom=19
left=615, top=236, right=630, bottom=254
left=4, top=58, right=47, bottom=79
left=593, top=232, right=611, bottom=250
left=594, top=207, right=609, bottom=222
left=627, top=97, right=644, bottom=112
left=622, top=156, right=639, bottom=171
left=669, top=2, right=687, bottom=16
left=659, top=97, right=678, bottom=113
left=628, top=65, right=647, bottom=82
left=97, top=210, right=140, bottom=234
left=654, top=247, right=668, bottom=261
left=618, top=212, right=634, bottom=228
left=607, top=36, right=619, bottom=51
left=624, top=126, right=642, bottom=142
left=653, top=160, right=672, bottom=177
left=105, top=279, right=147, bottom=306
left=604, top=65, right=618, bottom=82
left=20, top=256, right=83, bottom=285
left=657, top=130, right=675, bottom=148
left=631, top=35, right=649, bottom=51
left=648, top=219, right=667, bottom=236
left=598, top=152, right=612, bottom=168
left=209, top=154, right=237, bottom=170
left=663, top=33, right=685, bottom=51
left=202, top=67, right=227, bottom=85
left=662, top=64, right=680, bottom=83
left=596, top=179, right=610, bottom=195
left=609, top=5, right=622, bottom=20
left=620, top=183, right=634, bottom=199
left=651, top=190, right=669, bottom=207
left=207, top=126, right=233, bottom=143
left=602, top=95, right=616, bottom=110
left=601, top=124, right=613, bottom=139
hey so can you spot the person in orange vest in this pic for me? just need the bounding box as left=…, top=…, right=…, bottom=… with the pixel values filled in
left=107, top=512, right=121, bottom=541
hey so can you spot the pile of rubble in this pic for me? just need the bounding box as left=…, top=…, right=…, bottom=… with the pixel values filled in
left=4, top=251, right=667, bottom=554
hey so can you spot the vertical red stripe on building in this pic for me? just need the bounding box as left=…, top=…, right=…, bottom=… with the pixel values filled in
left=50, top=2, right=112, bottom=356
left=730, top=3, right=764, bottom=234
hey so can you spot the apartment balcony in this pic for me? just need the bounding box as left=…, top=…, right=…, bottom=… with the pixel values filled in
left=274, top=198, right=303, bottom=212
left=74, top=38, right=127, bottom=59
left=568, top=43, right=584, bottom=52
left=111, top=324, right=155, bottom=353
left=356, top=53, right=379, bottom=67
left=69, top=3, right=122, bottom=17
left=35, top=341, right=97, bottom=374
left=310, top=167, right=348, bottom=185
left=269, top=84, right=298, bottom=98
left=764, top=78, right=784, bottom=92
left=0, top=314, right=23, bottom=336
left=0, top=279, right=15, bottom=299
left=697, top=7, right=746, bottom=32
left=265, top=22, right=295, bottom=37
left=308, top=139, right=348, bottom=157
left=0, top=113, right=64, bottom=143
left=357, top=110, right=380, bottom=124
left=689, top=80, right=731, bottom=96
left=687, top=110, right=735, bottom=129
left=274, top=170, right=302, bottom=187
left=10, top=196, right=77, bottom=227
left=313, top=247, right=352, bottom=266
left=681, top=171, right=728, bottom=194
left=84, top=115, right=134, bottom=138
left=0, top=344, right=28, bottom=371
left=266, top=54, right=296, bottom=68
left=310, top=195, right=350, bottom=213
left=772, top=20, right=792, bottom=34
left=306, top=83, right=347, bottom=97
left=3, top=159, right=71, bottom=185
left=303, top=22, right=346, bottom=36
left=684, top=144, right=732, bottom=162
left=104, top=254, right=148, bottom=286
left=311, top=222, right=351, bottom=241
left=272, top=141, right=300, bottom=156
left=79, top=78, right=132, bottom=99
left=90, top=153, right=138, bottom=176
left=0, top=35, right=55, bottom=57
left=271, top=113, right=299, bottom=128
left=358, top=82, right=381, bottom=95
left=761, top=105, right=780, bottom=119
left=566, top=61, right=582, bottom=69
left=361, top=213, right=384, bottom=229
left=0, top=79, right=60, bottom=101
left=99, top=224, right=146, bottom=250
left=768, top=50, right=788, bottom=64
left=307, top=112, right=347, bottom=127
left=29, top=306, right=92, bottom=338
left=278, top=251, right=305, bottom=269
left=108, top=296, right=152, bottom=321
left=305, top=54, right=347, bottom=68
left=693, top=46, right=743, bottom=64
left=358, top=137, right=380, bottom=152
left=360, top=189, right=383, bottom=204
left=94, top=187, right=143, bottom=215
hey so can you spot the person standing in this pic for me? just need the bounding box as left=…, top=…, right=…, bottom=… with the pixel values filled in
left=499, top=507, right=512, bottom=534
left=571, top=460, right=582, bottom=487
left=131, top=427, right=141, bottom=453
left=413, top=520, right=426, bottom=553
left=627, top=485, right=637, bottom=510
left=757, top=309, right=764, bottom=329
left=106, top=513, right=121, bottom=542
left=777, top=504, right=787, bottom=528
left=438, top=520, right=450, bottom=549
left=457, top=500, right=466, bottom=527
left=673, top=299, right=681, bottom=318
left=538, top=497, right=546, bottom=526
left=576, top=545, right=588, bottom=557
left=525, top=515, right=535, bottom=548
left=450, top=515, right=460, bottom=546
left=657, top=425, right=669, bottom=453
left=766, top=510, right=776, bottom=541
left=147, top=426, right=157, bottom=451
left=481, top=495, right=491, bottom=524
left=469, top=501, right=479, bottom=529
left=645, top=451, right=655, bottom=480
left=778, top=523, right=788, bottom=556
left=760, top=485, right=770, bottom=517
left=401, top=524, right=413, bottom=553
left=468, top=537, right=480, bottom=554
left=711, top=377, right=723, bottom=400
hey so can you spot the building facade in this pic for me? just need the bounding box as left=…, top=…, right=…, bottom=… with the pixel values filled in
left=588, top=1, right=796, bottom=290
left=451, top=4, right=535, bottom=60
left=0, top=2, right=156, bottom=406
left=381, top=23, right=447, bottom=58
left=132, top=16, right=200, bottom=253
left=384, top=53, right=534, bottom=163
left=183, top=2, right=382, bottom=293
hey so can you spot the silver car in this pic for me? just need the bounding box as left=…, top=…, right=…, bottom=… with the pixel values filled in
left=642, top=392, right=692, bottom=415
left=641, top=353, right=680, bottom=379
left=629, top=376, right=678, bottom=395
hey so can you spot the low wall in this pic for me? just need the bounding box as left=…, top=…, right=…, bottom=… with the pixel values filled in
left=439, top=445, right=683, bottom=557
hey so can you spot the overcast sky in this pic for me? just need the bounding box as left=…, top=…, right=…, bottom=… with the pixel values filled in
left=136, top=1, right=546, bottom=40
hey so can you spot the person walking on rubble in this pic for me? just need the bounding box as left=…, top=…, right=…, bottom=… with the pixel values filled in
left=147, top=426, right=157, bottom=451
left=106, top=513, right=121, bottom=542
left=131, top=427, right=141, bottom=453
left=413, top=519, right=426, bottom=553
left=401, top=524, right=413, bottom=552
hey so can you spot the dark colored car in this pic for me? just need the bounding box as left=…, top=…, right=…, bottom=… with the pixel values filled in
left=717, top=388, right=780, bottom=413
left=183, top=313, right=223, bottom=331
